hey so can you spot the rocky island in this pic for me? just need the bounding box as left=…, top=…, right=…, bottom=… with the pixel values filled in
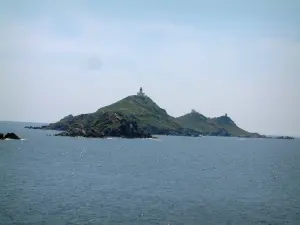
left=0, top=133, right=21, bottom=140
left=25, top=87, right=271, bottom=139
left=275, top=136, right=295, bottom=140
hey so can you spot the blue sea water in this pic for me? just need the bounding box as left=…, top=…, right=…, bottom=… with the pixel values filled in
left=0, top=122, right=300, bottom=225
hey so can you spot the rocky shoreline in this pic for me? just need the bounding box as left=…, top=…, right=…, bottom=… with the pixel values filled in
left=24, top=124, right=296, bottom=140
left=24, top=125, right=296, bottom=140
left=55, top=121, right=153, bottom=139
left=26, top=113, right=153, bottom=139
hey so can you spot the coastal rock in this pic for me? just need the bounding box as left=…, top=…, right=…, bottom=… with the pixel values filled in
left=255, top=134, right=267, bottom=138
left=209, top=128, right=230, bottom=137
left=0, top=133, right=21, bottom=140
left=276, top=136, right=294, bottom=140
left=241, top=133, right=266, bottom=138
left=54, top=112, right=152, bottom=139
left=57, top=127, right=104, bottom=138
left=25, top=126, right=39, bottom=129
left=5, top=133, right=21, bottom=139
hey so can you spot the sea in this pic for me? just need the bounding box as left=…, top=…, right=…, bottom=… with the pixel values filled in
left=0, top=121, right=300, bottom=225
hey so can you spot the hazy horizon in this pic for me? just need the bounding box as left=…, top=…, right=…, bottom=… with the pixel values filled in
left=1, top=0, right=300, bottom=136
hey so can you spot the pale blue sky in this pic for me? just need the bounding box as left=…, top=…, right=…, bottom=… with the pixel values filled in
left=0, top=0, right=300, bottom=136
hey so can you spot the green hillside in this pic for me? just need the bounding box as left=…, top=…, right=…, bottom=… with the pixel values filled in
left=96, top=95, right=182, bottom=133
left=34, top=91, right=260, bottom=138
left=210, top=115, right=250, bottom=136
left=176, top=111, right=252, bottom=137
left=176, top=111, right=218, bottom=133
left=38, top=94, right=200, bottom=136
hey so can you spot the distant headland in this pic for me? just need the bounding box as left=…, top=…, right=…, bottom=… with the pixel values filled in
left=25, top=87, right=295, bottom=140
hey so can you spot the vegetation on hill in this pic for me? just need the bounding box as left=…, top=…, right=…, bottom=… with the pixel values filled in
left=176, top=111, right=217, bottom=134
left=176, top=111, right=252, bottom=137
left=27, top=93, right=263, bottom=138
left=210, top=115, right=250, bottom=136
left=95, top=95, right=185, bottom=134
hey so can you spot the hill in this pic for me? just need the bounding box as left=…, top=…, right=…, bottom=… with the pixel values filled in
left=176, top=111, right=217, bottom=134
left=95, top=95, right=182, bottom=133
left=176, top=111, right=255, bottom=137
left=32, top=94, right=201, bottom=138
left=210, top=115, right=250, bottom=137
left=26, top=88, right=262, bottom=138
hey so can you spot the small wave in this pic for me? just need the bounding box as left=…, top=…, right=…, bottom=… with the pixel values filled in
left=3, top=138, right=26, bottom=141
left=146, top=138, right=161, bottom=141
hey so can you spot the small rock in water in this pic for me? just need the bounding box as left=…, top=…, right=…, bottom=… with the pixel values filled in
left=1, top=133, right=21, bottom=140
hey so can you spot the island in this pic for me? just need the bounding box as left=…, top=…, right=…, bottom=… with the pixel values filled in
left=275, top=136, right=295, bottom=140
left=25, top=87, right=292, bottom=139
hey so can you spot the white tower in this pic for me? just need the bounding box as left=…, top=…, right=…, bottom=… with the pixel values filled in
left=137, top=87, right=145, bottom=96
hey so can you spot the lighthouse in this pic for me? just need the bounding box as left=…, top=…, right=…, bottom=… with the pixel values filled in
left=137, top=87, right=145, bottom=96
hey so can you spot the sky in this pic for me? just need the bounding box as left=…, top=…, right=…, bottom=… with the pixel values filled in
left=0, top=0, right=300, bottom=136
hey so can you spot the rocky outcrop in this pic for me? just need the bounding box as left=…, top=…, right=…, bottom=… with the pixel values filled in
left=25, top=124, right=67, bottom=131
left=0, top=133, right=21, bottom=140
left=246, top=133, right=262, bottom=138
left=54, top=112, right=152, bottom=139
left=209, top=128, right=230, bottom=137
left=236, top=133, right=266, bottom=138
left=276, top=136, right=295, bottom=140
left=25, top=126, right=41, bottom=129
left=56, top=127, right=103, bottom=138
